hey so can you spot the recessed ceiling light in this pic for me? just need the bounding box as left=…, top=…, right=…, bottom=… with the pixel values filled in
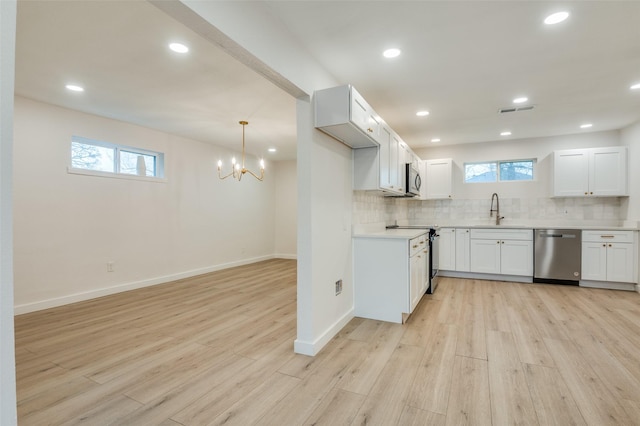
left=631, top=83, right=640, bottom=90
left=65, top=84, right=84, bottom=92
left=513, top=97, right=528, bottom=104
left=580, top=123, right=593, bottom=129
left=416, top=110, right=430, bottom=117
left=169, top=42, right=189, bottom=53
left=544, top=11, right=569, bottom=25
left=431, top=138, right=441, bottom=143
left=500, top=131, right=512, bottom=136
left=383, top=48, right=401, bottom=58
left=268, top=148, right=277, bottom=153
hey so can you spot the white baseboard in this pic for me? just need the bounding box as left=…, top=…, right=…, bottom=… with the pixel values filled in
left=14, top=254, right=279, bottom=315
left=274, top=253, right=297, bottom=260
left=294, top=307, right=354, bottom=356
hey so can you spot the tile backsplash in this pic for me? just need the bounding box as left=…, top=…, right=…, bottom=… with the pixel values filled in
left=353, top=191, right=623, bottom=227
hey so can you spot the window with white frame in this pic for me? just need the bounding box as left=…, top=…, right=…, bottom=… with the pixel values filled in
left=464, top=159, right=534, bottom=183
left=70, top=136, right=164, bottom=179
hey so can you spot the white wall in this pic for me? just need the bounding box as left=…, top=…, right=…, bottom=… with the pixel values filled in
left=1, top=0, right=17, bottom=423
left=13, top=96, right=279, bottom=313
left=274, top=159, right=297, bottom=258
left=295, top=99, right=353, bottom=355
left=621, top=119, right=640, bottom=223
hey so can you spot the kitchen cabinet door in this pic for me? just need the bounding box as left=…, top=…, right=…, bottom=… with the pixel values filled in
left=500, top=239, right=533, bottom=276
left=581, top=242, right=607, bottom=281
left=422, top=245, right=430, bottom=293
left=410, top=253, right=422, bottom=312
left=455, top=228, right=470, bottom=272
left=439, top=228, right=456, bottom=270
left=424, top=158, right=453, bottom=199
left=590, top=147, right=628, bottom=196
left=350, top=87, right=379, bottom=139
left=553, top=149, right=589, bottom=197
left=606, top=243, right=635, bottom=283
left=470, top=239, right=501, bottom=274
left=390, top=133, right=404, bottom=193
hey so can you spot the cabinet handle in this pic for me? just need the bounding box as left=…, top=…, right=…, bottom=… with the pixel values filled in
left=590, top=192, right=593, bottom=195
left=600, top=235, right=615, bottom=239
left=501, top=241, right=505, bottom=244
left=585, top=192, right=588, bottom=195
left=367, top=128, right=373, bottom=133
left=608, top=244, right=612, bottom=247
left=423, top=250, right=428, bottom=254
left=603, top=244, right=606, bottom=247
left=496, top=241, right=500, bottom=244
left=413, top=245, right=419, bottom=248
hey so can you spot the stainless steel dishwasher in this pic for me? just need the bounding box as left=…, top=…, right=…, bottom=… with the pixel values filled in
left=534, top=229, right=581, bottom=285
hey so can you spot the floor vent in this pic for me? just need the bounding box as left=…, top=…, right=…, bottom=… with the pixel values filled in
left=499, top=105, right=535, bottom=113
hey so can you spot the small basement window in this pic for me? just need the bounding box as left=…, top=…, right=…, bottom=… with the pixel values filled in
left=464, top=159, right=534, bottom=183
left=70, top=136, right=165, bottom=179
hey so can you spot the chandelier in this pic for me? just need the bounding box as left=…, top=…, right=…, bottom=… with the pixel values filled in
left=217, top=120, right=265, bottom=181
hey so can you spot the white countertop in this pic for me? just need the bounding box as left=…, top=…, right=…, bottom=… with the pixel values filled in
left=353, top=228, right=428, bottom=239
left=353, top=221, right=639, bottom=239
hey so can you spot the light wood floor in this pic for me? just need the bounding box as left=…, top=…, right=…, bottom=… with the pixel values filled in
left=14, top=258, right=640, bottom=425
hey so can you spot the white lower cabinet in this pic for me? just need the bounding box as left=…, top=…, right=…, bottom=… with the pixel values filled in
left=469, top=229, right=533, bottom=277
left=439, top=228, right=456, bottom=270
left=354, top=233, right=428, bottom=323
left=455, top=228, right=471, bottom=272
left=582, top=231, right=636, bottom=283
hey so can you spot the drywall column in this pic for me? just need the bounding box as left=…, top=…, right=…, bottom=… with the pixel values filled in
left=0, top=0, right=17, bottom=423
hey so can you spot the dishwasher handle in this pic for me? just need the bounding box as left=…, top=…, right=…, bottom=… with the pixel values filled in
left=538, top=233, right=577, bottom=238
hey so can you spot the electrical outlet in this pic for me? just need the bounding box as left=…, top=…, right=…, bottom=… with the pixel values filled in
left=335, top=279, right=342, bottom=295
left=107, top=262, right=114, bottom=272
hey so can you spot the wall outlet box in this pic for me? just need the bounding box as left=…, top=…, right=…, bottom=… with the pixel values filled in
left=335, top=279, right=342, bottom=295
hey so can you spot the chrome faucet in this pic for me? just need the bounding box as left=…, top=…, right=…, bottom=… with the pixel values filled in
left=490, top=193, right=504, bottom=225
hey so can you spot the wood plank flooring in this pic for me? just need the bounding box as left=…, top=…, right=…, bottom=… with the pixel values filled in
left=14, top=259, right=640, bottom=425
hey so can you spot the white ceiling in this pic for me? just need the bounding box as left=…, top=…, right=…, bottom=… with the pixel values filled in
left=15, top=1, right=640, bottom=160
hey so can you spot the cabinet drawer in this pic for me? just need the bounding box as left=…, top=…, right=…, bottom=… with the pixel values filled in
left=470, top=228, right=533, bottom=241
left=582, top=230, right=634, bottom=243
left=410, top=235, right=427, bottom=256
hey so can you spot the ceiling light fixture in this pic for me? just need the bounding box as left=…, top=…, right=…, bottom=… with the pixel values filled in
left=580, top=123, right=593, bottom=129
left=513, top=97, right=528, bottom=104
left=500, top=131, right=512, bottom=136
left=169, top=42, right=189, bottom=53
left=416, top=110, right=430, bottom=117
left=431, top=138, right=441, bottom=143
left=544, top=11, right=569, bottom=25
left=268, top=148, right=277, bottom=153
left=65, top=84, right=84, bottom=92
left=217, top=121, right=264, bottom=181
left=383, top=48, right=401, bottom=58
left=631, top=83, right=640, bottom=90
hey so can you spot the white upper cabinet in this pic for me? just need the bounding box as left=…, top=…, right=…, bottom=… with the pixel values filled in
left=353, top=125, right=404, bottom=195
left=423, top=158, right=453, bottom=199
left=552, top=147, right=628, bottom=197
left=314, top=85, right=380, bottom=148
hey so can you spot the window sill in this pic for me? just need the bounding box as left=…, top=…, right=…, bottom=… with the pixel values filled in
left=67, top=167, right=167, bottom=183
